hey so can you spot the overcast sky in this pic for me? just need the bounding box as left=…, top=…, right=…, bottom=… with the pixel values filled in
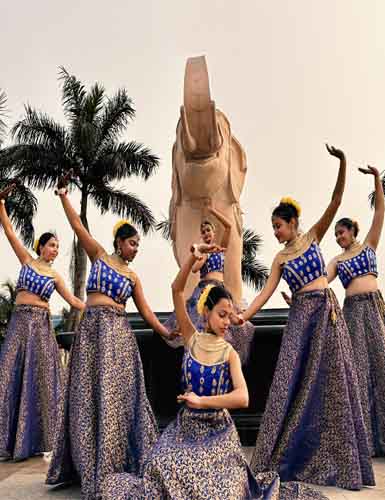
left=1, top=0, right=385, bottom=313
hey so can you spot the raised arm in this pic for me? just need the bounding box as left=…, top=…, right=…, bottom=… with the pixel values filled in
left=177, top=349, right=248, bottom=410
left=361, top=166, right=384, bottom=250
left=191, top=253, right=207, bottom=273
left=55, top=274, right=85, bottom=311
left=172, top=243, right=222, bottom=344
left=310, top=145, right=346, bottom=243
left=132, top=276, right=178, bottom=340
left=207, top=203, right=232, bottom=249
left=241, top=256, right=282, bottom=321
left=0, top=185, right=32, bottom=265
left=58, top=192, right=104, bottom=262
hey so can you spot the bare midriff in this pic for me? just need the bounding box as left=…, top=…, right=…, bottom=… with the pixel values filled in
left=86, top=292, right=125, bottom=311
left=296, top=276, right=329, bottom=295
left=202, top=271, right=224, bottom=283
left=345, top=274, right=378, bottom=297
left=15, top=290, right=50, bottom=309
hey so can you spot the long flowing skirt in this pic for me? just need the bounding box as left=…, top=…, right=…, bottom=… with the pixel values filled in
left=250, top=289, right=375, bottom=490
left=343, top=290, right=385, bottom=456
left=102, top=407, right=328, bottom=500
left=46, top=305, right=158, bottom=500
left=0, top=305, right=62, bottom=460
left=164, top=279, right=256, bottom=364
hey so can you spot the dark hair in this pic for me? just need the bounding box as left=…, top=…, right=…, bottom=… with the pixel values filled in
left=272, top=202, right=299, bottom=223
left=36, top=232, right=57, bottom=256
left=113, top=223, right=138, bottom=251
left=335, top=217, right=359, bottom=237
left=200, top=219, right=215, bottom=232
left=205, top=286, right=233, bottom=311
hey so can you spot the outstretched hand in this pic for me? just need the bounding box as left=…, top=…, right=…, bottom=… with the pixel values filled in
left=325, top=144, right=345, bottom=161
left=230, top=312, right=245, bottom=326
left=358, top=165, right=380, bottom=178
left=0, top=183, right=17, bottom=200
left=56, top=169, right=74, bottom=191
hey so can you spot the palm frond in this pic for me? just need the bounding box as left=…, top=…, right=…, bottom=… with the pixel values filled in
left=12, top=106, right=69, bottom=153
left=369, top=175, right=385, bottom=208
left=0, top=179, right=37, bottom=245
left=92, top=141, right=159, bottom=182
left=95, top=89, right=135, bottom=154
left=83, top=82, right=105, bottom=122
left=58, top=66, right=86, bottom=121
left=155, top=217, right=172, bottom=241
left=0, top=90, right=8, bottom=147
left=1, top=144, right=70, bottom=190
left=242, top=228, right=263, bottom=259
left=90, top=185, right=156, bottom=234
left=241, top=254, right=269, bottom=291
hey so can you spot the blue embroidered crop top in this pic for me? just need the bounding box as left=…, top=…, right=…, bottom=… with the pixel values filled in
left=181, top=333, right=232, bottom=396
left=281, top=240, right=327, bottom=294
left=86, top=255, right=136, bottom=306
left=200, top=251, right=225, bottom=279
left=337, top=246, right=378, bottom=289
left=16, top=263, right=56, bottom=302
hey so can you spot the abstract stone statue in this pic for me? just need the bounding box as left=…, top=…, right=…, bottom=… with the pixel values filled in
left=169, top=55, right=247, bottom=303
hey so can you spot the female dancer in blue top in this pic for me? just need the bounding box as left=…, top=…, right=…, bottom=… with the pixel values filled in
left=164, top=202, right=255, bottom=364
left=103, top=242, right=328, bottom=500
left=327, top=165, right=385, bottom=457
left=0, top=184, right=84, bottom=461
left=239, top=146, right=374, bottom=489
left=46, top=176, right=174, bottom=500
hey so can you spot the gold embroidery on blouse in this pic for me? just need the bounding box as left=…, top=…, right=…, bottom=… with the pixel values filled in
left=100, top=253, right=137, bottom=284
left=30, top=259, right=57, bottom=279
left=335, top=241, right=365, bottom=262
left=276, top=230, right=315, bottom=266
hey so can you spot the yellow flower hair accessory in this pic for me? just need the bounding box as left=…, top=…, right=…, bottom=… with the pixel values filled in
left=113, top=219, right=132, bottom=238
left=33, top=238, right=40, bottom=253
left=280, top=197, right=302, bottom=217
left=197, top=284, right=215, bottom=315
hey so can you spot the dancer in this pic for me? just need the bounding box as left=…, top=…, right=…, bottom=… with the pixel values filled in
left=164, top=201, right=255, bottom=364
left=238, top=145, right=374, bottom=489
left=102, top=243, right=328, bottom=500
left=0, top=184, right=84, bottom=461
left=326, top=165, right=385, bottom=456
left=46, top=176, right=173, bottom=500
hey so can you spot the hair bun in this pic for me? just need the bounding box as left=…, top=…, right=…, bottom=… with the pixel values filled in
left=351, top=219, right=360, bottom=235
left=113, top=219, right=133, bottom=238
left=280, top=197, right=302, bottom=217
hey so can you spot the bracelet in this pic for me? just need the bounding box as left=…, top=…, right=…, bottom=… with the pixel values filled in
left=54, top=187, right=68, bottom=196
left=190, top=244, right=203, bottom=259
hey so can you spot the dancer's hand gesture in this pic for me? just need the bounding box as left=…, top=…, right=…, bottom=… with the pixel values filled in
left=358, top=165, right=380, bottom=177
left=177, top=391, right=202, bottom=408
left=55, top=169, right=74, bottom=194
left=325, top=144, right=345, bottom=161
left=281, top=291, right=292, bottom=306
left=230, top=312, right=245, bottom=326
left=197, top=243, right=224, bottom=254
left=0, top=183, right=16, bottom=200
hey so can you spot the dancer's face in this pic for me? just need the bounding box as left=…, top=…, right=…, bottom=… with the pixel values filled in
left=201, top=224, right=215, bottom=244
left=335, top=224, right=354, bottom=249
left=272, top=216, right=297, bottom=244
left=207, top=298, right=233, bottom=337
left=118, top=235, right=140, bottom=262
left=40, top=237, right=59, bottom=262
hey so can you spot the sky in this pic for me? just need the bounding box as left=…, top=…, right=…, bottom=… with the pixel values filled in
left=1, top=0, right=385, bottom=313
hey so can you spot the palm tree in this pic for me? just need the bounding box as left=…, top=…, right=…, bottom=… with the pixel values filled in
left=1, top=69, right=160, bottom=329
left=156, top=219, right=268, bottom=291
left=0, top=280, right=17, bottom=343
left=0, top=90, right=37, bottom=245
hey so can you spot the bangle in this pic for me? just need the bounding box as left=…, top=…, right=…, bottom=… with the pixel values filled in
left=54, top=187, right=68, bottom=196
left=190, top=244, right=203, bottom=259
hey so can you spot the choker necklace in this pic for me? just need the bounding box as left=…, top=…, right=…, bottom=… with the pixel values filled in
left=113, top=252, right=129, bottom=265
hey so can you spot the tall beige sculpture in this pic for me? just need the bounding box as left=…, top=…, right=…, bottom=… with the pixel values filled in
left=169, top=56, right=247, bottom=303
